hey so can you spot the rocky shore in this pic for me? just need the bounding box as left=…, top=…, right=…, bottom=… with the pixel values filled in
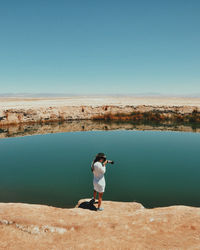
left=0, top=97, right=200, bottom=127
left=1, top=97, right=200, bottom=249
left=1, top=199, right=200, bottom=249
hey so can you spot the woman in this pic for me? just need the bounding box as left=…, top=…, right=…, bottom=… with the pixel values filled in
left=91, top=153, right=108, bottom=211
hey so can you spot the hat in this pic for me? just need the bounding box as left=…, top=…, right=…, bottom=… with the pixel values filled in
left=96, top=153, right=106, bottom=159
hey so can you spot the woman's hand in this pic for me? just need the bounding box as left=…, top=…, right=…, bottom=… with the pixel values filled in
left=103, top=160, right=108, bottom=166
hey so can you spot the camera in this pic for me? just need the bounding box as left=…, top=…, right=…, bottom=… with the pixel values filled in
left=106, top=160, right=114, bottom=164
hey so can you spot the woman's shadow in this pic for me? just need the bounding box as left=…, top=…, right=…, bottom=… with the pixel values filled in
left=78, top=199, right=98, bottom=211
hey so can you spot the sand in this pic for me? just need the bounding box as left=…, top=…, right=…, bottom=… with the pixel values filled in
left=0, top=96, right=200, bottom=109
left=1, top=199, right=200, bottom=249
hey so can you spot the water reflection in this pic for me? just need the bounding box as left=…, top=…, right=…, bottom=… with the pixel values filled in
left=0, top=120, right=200, bottom=138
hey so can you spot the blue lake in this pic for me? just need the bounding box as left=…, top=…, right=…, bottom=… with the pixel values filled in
left=0, top=129, right=200, bottom=208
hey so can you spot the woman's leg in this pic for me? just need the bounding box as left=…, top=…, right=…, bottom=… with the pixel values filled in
left=98, top=192, right=103, bottom=208
left=93, top=190, right=97, bottom=200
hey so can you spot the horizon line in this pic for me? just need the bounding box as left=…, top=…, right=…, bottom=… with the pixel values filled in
left=0, top=93, right=200, bottom=98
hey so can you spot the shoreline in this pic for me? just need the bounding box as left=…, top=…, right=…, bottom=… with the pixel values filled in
left=0, top=97, right=200, bottom=127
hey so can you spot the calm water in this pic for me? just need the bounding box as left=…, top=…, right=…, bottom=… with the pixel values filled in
left=0, top=129, right=200, bottom=208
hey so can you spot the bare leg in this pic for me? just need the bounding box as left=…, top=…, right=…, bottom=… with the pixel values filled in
left=93, top=190, right=97, bottom=201
left=98, top=192, right=103, bottom=208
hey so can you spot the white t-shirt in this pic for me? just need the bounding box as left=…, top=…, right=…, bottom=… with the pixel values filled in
left=92, top=161, right=106, bottom=193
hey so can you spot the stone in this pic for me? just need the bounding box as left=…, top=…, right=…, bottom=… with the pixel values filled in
left=1, top=199, right=200, bottom=249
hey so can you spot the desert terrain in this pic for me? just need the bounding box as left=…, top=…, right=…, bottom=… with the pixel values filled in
left=0, top=96, right=200, bottom=127
left=1, top=199, right=200, bottom=249
left=0, top=96, right=200, bottom=109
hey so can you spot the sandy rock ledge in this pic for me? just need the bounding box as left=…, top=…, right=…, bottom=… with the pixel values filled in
left=0, top=97, right=200, bottom=126
left=1, top=199, right=200, bottom=249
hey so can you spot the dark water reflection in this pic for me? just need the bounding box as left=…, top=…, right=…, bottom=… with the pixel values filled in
left=0, top=120, right=200, bottom=139
left=0, top=121, right=200, bottom=208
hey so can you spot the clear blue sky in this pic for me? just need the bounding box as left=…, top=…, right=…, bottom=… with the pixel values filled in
left=0, top=0, right=200, bottom=96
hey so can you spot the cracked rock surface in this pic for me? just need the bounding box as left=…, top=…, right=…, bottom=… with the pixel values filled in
left=1, top=199, right=200, bottom=249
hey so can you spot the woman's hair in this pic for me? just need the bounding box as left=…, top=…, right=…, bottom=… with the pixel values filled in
left=91, top=153, right=106, bottom=172
left=94, top=152, right=106, bottom=163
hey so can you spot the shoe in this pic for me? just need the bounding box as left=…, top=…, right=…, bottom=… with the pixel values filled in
left=97, top=207, right=104, bottom=211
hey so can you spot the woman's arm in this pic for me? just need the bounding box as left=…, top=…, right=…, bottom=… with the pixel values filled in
left=95, top=161, right=107, bottom=174
left=102, top=160, right=108, bottom=166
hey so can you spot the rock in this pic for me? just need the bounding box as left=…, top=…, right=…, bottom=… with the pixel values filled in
left=1, top=199, right=200, bottom=249
left=0, top=97, right=200, bottom=126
